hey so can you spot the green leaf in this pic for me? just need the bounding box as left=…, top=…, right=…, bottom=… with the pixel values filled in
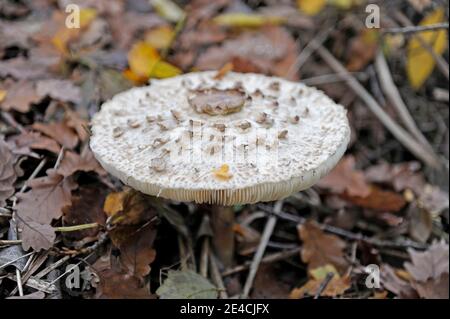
left=156, top=270, right=218, bottom=299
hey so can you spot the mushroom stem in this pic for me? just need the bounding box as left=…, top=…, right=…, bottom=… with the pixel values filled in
left=210, top=205, right=235, bottom=268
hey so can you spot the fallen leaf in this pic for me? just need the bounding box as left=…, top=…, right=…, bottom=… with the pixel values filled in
left=7, top=291, right=46, bottom=299
left=0, top=57, right=50, bottom=80
left=405, top=240, right=449, bottom=299
left=408, top=0, right=432, bottom=12
left=36, top=79, right=81, bottom=104
left=156, top=270, right=218, bottom=299
left=407, top=7, right=448, bottom=89
left=381, top=264, right=419, bottom=298
left=62, top=185, right=107, bottom=241
left=7, top=131, right=61, bottom=155
left=65, top=109, right=90, bottom=142
left=127, top=41, right=181, bottom=81
left=95, top=270, right=153, bottom=299
left=346, top=29, right=379, bottom=71
left=365, top=161, right=426, bottom=194
left=196, top=26, right=299, bottom=80
left=144, top=25, right=174, bottom=50
left=32, top=121, right=79, bottom=149
left=213, top=13, right=285, bottom=27
left=20, top=221, right=56, bottom=251
left=343, top=185, right=406, bottom=212
left=16, top=169, right=77, bottom=225
left=290, top=264, right=351, bottom=298
left=116, top=221, right=157, bottom=278
left=418, top=184, right=449, bottom=216
left=0, top=90, right=6, bottom=102
left=405, top=240, right=449, bottom=283
left=251, top=264, right=292, bottom=298
left=0, top=138, right=17, bottom=207
left=0, top=80, right=41, bottom=113
left=298, top=220, right=348, bottom=274
left=151, top=0, right=185, bottom=23
left=317, top=155, right=371, bottom=197
left=56, top=148, right=106, bottom=177
left=407, top=202, right=432, bottom=243
left=297, top=0, right=326, bottom=16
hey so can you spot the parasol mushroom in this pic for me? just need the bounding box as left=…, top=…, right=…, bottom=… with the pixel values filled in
left=90, top=71, right=350, bottom=267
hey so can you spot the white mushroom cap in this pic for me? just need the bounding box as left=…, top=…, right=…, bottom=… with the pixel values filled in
left=90, top=71, right=350, bottom=205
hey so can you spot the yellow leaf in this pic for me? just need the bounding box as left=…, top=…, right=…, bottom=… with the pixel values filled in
left=310, top=264, right=340, bottom=280
left=79, top=7, right=97, bottom=28
left=407, top=7, right=448, bottom=89
left=104, top=191, right=126, bottom=217
left=128, top=41, right=160, bottom=78
left=297, top=0, right=326, bottom=16
left=329, top=0, right=362, bottom=10
left=0, top=90, right=6, bottom=103
left=213, top=13, right=285, bottom=27
left=212, top=164, right=233, bottom=181
left=151, top=60, right=181, bottom=78
left=151, top=0, right=185, bottom=23
left=144, top=26, right=174, bottom=50
left=128, top=41, right=180, bottom=80
left=123, top=68, right=148, bottom=85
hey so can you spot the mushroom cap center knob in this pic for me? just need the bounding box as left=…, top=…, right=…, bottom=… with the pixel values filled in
left=188, top=88, right=246, bottom=116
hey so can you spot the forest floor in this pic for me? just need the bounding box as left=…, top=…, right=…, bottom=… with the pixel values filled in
left=0, top=0, right=449, bottom=299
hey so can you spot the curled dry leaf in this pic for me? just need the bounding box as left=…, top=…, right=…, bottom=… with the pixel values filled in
left=56, top=148, right=106, bottom=178
left=36, top=79, right=81, bottom=104
left=0, top=80, right=41, bottom=112
left=6, top=131, right=61, bottom=155
left=0, top=138, right=17, bottom=206
left=317, top=155, right=370, bottom=197
left=32, top=121, right=79, bottom=149
left=298, top=220, right=349, bottom=275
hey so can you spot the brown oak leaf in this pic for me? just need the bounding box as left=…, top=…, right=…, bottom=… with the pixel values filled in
left=0, top=138, right=17, bottom=206
left=36, top=79, right=81, bottom=104
left=95, top=270, right=153, bottom=299
left=7, top=131, right=61, bottom=155
left=32, top=121, right=79, bottom=149
left=57, top=148, right=106, bottom=177
left=343, top=185, right=406, bottom=212
left=16, top=169, right=77, bottom=225
left=317, top=155, right=370, bottom=197
left=20, top=221, right=56, bottom=251
left=298, top=220, right=349, bottom=275
left=62, top=185, right=107, bottom=241
left=0, top=80, right=41, bottom=113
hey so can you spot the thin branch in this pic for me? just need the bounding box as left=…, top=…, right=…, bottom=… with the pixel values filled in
left=383, top=23, right=449, bottom=34
left=374, top=50, right=439, bottom=158
left=315, top=43, right=442, bottom=169
left=241, top=201, right=282, bottom=298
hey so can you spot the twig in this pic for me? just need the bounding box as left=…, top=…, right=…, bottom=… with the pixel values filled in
left=315, top=44, right=441, bottom=168
left=54, top=223, right=98, bottom=232
left=314, top=272, right=334, bottom=299
left=374, top=50, right=438, bottom=158
left=286, top=27, right=332, bottom=78
left=34, top=256, right=70, bottom=279
left=0, top=111, right=25, bottom=133
left=0, top=239, right=22, bottom=246
left=241, top=201, right=282, bottom=298
left=15, top=268, right=24, bottom=297
left=257, top=204, right=428, bottom=250
left=209, top=252, right=228, bottom=299
left=222, top=247, right=300, bottom=277
left=383, top=23, right=449, bottom=34
left=18, top=158, right=47, bottom=194
left=200, top=238, right=209, bottom=278
left=0, top=252, right=34, bottom=271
